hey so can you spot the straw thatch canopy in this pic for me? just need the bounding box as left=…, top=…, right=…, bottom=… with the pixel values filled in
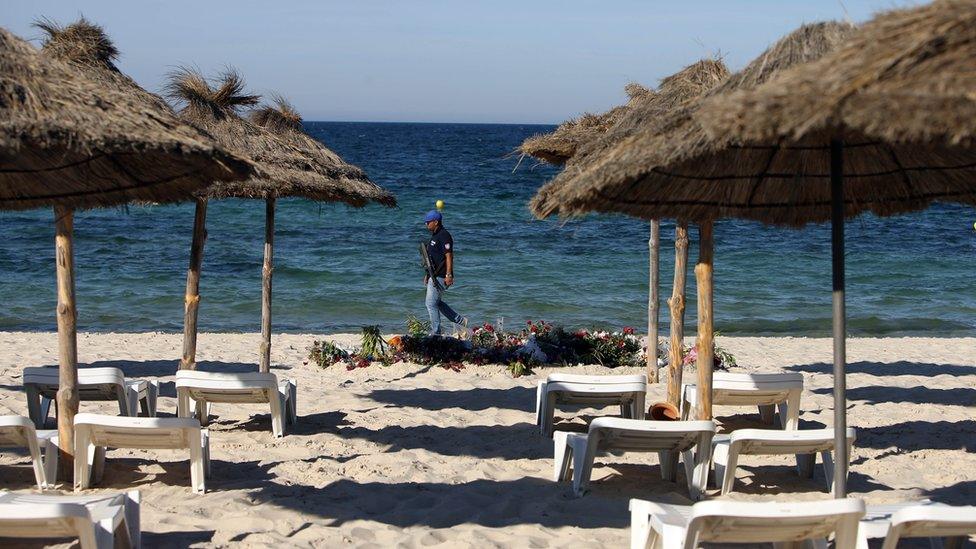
left=568, top=59, right=731, bottom=174
left=707, top=1, right=976, bottom=148
left=518, top=82, right=653, bottom=165
left=0, top=27, right=252, bottom=211
left=646, top=0, right=976, bottom=226
left=530, top=58, right=730, bottom=216
left=36, top=17, right=179, bottom=115
left=167, top=68, right=389, bottom=207
left=532, top=21, right=857, bottom=221
left=250, top=95, right=396, bottom=207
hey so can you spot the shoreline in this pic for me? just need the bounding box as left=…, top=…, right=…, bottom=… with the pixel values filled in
left=1, top=331, right=973, bottom=366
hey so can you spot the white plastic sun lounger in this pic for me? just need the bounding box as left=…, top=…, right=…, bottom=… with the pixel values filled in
left=681, top=371, right=803, bottom=429
left=629, top=497, right=865, bottom=549
left=73, top=414, right=209, bottom=494
left=859, top=502, right=976, bottom=549
left=712, top=427, right=856, bottom=495
left=24, top=367, right=159, bottom=428
left=537, top=373, right=647, bottom=438
left=554, top=417, right=714, bottom=500
left=0, top=415, right=59, bottom=489
left=0, top=490, right=140, bottom=548
left=175, top=370, right=297, bottom=438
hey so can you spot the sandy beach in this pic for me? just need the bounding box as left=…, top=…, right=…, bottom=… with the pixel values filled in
left=0, top=331, right=972, bottom=547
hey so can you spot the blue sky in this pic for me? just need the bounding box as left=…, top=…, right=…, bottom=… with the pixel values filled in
left=7, top=1, right=920, bottom=124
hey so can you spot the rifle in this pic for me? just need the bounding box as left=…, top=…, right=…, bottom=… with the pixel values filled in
left=419, top=242, right=444, bottom=292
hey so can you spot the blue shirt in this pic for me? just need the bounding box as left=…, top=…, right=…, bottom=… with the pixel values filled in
left=425, top=226, right=453, bottom=277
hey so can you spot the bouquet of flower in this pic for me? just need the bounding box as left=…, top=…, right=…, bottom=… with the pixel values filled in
left=312, top=317, right=658, bottom=377
left=682, top=342, right=737, bottom=370
left=308, top=340, right=349, bottom=368
left=578, top=327, right=645, bottom=368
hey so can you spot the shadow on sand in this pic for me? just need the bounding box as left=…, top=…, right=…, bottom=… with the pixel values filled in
left=925, top=479, right=976, bottom=506
left=713, top=412, right=827, bottom=433
left=728, top=464, right=892, bottom=496
left=811, top=385, right=976, bottom=407
left=142, top=529, right=216, bottom=548
left=240, top=474, right=682, bottom=530
left=854, top=420, right=975, bottom=453
left=365, top=386, right=536, bottom=413
left=0, top=530, right=215, bottom=548
left=215, top=410, right=351, bottom=437
left=336, top=422, right=550, bottom=460
left=787, top=361, right=975, bottom=378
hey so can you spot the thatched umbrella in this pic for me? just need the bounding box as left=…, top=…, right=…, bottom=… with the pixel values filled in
left=530, top=23, right=856, bottom=415
left=543, top=59, right=729, bottom=391
left=248, top=95, right=395, bottom=371
left=518, top=81, right=665, bottom=382
left=531, top=21, right=859, bottom=219
left=517, top=82, right=653, bottom=166
left=168, top=69, right=395, bottom=372
left=542, top=1, right=976, bottom=497
left=1, top=26, right=251, bottom=476
left=529, top=59, right=729, bottom=394
left=692, top=1, right=976, bottom=498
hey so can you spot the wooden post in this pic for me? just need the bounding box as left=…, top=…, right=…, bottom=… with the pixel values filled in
left=695, top=221, right=715, bottom=420
left=180, top=198, right=207, bottom=370
left=259, top=196, right=275, bottom=373
left=830, top=138, right=848, bottom=498
left=54, top=205, right=79, bottom=481
left=647, top=219, right=660, bottom=382
left=666, top=221, right=689, bottom=405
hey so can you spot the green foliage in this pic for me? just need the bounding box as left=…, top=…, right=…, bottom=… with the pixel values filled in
left=715, top=346, right=737, bottom=369
left=308, top=340, right=349, bottom=368
left=405, top=315, right=431, bottom=338
left=507, top=358, right=532, bottom=378
left=359, top=325, right=389, bottom=361
left=580, top=330, right=644, bottom=368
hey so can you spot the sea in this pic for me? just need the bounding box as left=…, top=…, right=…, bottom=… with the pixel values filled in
left=1, top=122, right=974, bottom=337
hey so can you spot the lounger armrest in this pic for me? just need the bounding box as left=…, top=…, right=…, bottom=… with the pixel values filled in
left=891, top=504, right=976, bottom=526
left=630, top=499, right=689, bottom=528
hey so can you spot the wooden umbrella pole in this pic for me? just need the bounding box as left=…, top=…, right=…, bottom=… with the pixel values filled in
left=180, top=198, right=208, bottom=370
left=259, top=196, right=275, bottom=373
left=695, top=221, right=714, bottom=420
left=53, top=205, right=79, bottom=480
left=647, top=219, right=660, bottom=382
left=831, top=138, right=848, bottom=498
left=666, top=221, right=690, bottom=405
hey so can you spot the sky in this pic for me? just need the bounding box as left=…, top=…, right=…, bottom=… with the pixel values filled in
left=6, top=1, right=921, bottom=124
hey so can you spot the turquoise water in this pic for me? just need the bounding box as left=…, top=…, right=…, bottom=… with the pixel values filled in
left=1, top=122, right=974, bottom=336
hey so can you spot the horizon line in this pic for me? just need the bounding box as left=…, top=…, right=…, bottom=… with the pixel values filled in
left=302, top=119, right=559, bottom=126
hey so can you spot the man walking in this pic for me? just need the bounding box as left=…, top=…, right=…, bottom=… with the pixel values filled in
left=423, top=210, right=468, bottom=337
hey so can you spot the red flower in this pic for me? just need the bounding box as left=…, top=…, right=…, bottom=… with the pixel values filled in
left=623, top=326, right=635, bottom=335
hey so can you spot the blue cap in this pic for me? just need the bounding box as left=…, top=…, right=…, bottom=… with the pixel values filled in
left=424, top=210, right=442, bottom=223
